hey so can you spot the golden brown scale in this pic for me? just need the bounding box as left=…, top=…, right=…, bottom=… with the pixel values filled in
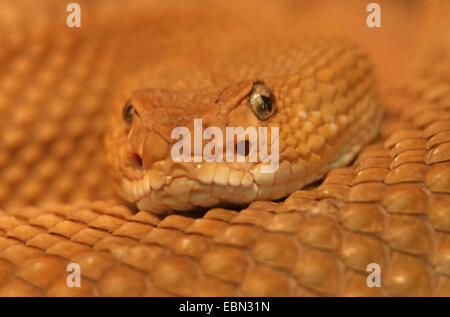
left=0, top=0, right=449, bottom=296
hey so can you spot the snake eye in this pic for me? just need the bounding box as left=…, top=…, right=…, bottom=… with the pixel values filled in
left=249, top=84, right=276, bottom=121
left=122, top=100, right=138, bottom=127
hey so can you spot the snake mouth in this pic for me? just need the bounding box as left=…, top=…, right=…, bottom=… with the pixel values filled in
left=118, top=157, right=317, bottom=214
left=120, top=161, right=257, bottom=203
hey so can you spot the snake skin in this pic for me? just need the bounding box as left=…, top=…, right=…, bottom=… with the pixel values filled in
left=0, top=0, right=449, bottom=296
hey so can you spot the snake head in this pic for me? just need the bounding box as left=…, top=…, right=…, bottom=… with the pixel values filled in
left=105, top=40, right=382, bottom=215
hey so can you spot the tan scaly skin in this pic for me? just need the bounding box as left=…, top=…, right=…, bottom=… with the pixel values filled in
left=0, top=0, right=449, bottom=296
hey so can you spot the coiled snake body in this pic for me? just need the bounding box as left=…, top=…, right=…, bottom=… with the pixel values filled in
left=0, top=0, right=449, bottom=296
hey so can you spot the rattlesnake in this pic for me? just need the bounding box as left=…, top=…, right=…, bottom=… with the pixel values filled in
left=0, top=0, right=449, bottom=296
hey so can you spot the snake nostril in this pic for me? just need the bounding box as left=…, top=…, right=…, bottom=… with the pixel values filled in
left=129, top=153, right=143, bottom=168
left=235, top=140, right=251, bottom=157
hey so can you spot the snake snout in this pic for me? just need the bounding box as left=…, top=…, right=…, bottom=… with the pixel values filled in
left=132, top=130, right=169, bottom=168
left=126, top=119, right=170, bottom=169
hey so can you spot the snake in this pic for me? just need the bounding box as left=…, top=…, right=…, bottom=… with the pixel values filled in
left=0, top=0, right=449, bottom=296
left=105, top=38, right=383, bottom=215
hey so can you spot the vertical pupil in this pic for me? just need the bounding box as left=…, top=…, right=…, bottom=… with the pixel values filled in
left=260, top=95, right=272, bottom=112
left=123, top=105, right=133, bottom=124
